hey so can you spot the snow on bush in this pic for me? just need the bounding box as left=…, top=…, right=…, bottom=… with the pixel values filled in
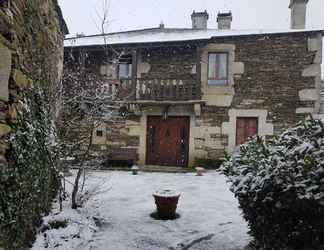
left=221, top=118, right=324, bottom=249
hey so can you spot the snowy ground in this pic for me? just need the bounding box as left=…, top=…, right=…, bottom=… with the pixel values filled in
left=32, top=171, right=250, bottom=250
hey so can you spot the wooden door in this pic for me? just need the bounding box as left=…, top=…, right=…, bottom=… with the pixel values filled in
left=146, top=116, right=190, bottom=167
left=236, top=117, right=258, bottom=145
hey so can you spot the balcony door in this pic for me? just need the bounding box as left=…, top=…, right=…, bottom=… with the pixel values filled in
left=146, top=116, right=190, bottom=167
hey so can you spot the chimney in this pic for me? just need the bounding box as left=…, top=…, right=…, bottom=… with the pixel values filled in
left=191, top=10, right=209, bottom=30
left=159, top=21, right=165, bottom=29
left=217, top=12, right=232, bottom=30
left=289, top=0, right=309, bottom=29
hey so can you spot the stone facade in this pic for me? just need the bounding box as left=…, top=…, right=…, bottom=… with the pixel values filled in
left=0, top=1, right=67, bottom=249
left=65, top=30, right=322, bottom=168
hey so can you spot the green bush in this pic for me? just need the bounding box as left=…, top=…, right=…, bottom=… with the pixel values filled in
left=221, top=118, right=324, bottom=250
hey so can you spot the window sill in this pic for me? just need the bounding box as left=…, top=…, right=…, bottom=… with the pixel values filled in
left=204, top=84, right=234, bottom=95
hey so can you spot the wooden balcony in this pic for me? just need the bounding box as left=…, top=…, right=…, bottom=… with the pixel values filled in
left=113, top=78, right=201, bottom=103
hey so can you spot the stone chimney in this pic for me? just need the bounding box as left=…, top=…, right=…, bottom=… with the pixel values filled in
left=289, top=0, right=309, bottom=29
left=159, top=21, right=165, bottom=29
left=217, top=12, right=232, bottom=30
left=191, top=10, right=209, bottom=30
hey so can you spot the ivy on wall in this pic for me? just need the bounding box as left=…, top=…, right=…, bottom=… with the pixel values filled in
left=0, top=85, right=59, bottom=249
left=0, top=0, right=65, bottom=248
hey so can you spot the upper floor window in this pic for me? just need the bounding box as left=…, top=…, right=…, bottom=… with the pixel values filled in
left=208, top=52, right=228, bottom=85
left=118, top=54, right=132, bottom=79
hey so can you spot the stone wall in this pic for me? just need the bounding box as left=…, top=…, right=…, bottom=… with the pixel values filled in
left=0, top=1, right=66, bottom=249
left=73, top=44, right=199, bottom=164
left=321, top=80, right=324, bottom=113
left=139, top=46, right=197, bottom=79
left=193, top=32, right=322, bottom=159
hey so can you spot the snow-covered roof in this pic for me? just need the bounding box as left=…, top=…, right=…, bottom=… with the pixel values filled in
left=64, top=27, right=323, bottom=47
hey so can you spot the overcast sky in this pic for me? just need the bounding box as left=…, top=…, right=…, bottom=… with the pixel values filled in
left=58, top=0, right=323, bottom=34
left=58, top=0, right=323, bottom=76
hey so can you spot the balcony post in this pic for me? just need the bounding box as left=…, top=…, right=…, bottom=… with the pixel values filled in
left=131, top=49, right=138, bottom=100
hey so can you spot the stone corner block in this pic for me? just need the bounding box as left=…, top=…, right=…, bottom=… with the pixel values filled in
left=302, top=64, right=321, bottom=77
left=0, top=123, right=11, bottom=137
left=233, top=62, right=244, bottom=75
left=308, top=37, right=322, bottom=52
left=298, top=89, right=318, bottom=101
left=194, top=103, right=201, bottom=117
left=12, top=69, right=30, bottom=89
left=0, top=43, right=12, bottom=102
left=295, top=107, right=315, bottom=114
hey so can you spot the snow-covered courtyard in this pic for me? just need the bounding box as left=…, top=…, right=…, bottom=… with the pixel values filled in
left=32, top=171, right=250, bottom=250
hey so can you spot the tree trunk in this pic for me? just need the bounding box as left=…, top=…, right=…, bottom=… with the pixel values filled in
left=71, top=123, right=94, bottom=209
left=71, top=168, right=82, bottom=209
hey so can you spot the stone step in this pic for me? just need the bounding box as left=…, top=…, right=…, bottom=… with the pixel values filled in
left=140, top=165, right=194, bottom=173
left=99, top=165, right=195, bottom=173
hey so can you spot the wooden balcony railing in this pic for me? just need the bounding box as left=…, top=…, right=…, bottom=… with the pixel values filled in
left=111, top=78, right=201, bottom=102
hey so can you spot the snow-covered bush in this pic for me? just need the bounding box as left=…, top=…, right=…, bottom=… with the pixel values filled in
left=221, top=118, right=324, bottom=249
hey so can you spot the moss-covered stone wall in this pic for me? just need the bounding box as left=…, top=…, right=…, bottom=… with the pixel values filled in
left=0, top=1, right=66, bottom=249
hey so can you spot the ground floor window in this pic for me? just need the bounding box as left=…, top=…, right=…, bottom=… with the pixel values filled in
left=96, top=130, right=103, bottom=137
left=236, top=117, right=258, bottom=145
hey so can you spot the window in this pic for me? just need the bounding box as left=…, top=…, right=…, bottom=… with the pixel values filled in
left=208, top=52, right=228, bottom=85
left=96, top=130, right=103, bottom=137
left=236, top=117, right=258, bottom=145
left=118, top=54, right=132, bottom=79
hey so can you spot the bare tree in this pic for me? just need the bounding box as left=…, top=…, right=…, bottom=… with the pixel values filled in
left=58, top=0, right=132, bottom=209
left=58, top=62, right=122, bottom=208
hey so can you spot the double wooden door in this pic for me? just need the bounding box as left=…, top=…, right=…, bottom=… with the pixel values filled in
left=146, top=116, right=190, bottom=167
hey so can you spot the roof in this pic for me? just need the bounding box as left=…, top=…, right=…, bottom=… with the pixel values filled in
left=64, top=27, right=323, bottom=48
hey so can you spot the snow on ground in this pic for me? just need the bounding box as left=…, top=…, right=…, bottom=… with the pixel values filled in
left=32, top=171, right=250, bottom=250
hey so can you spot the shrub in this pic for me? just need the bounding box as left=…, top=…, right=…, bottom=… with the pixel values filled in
left=221, top=118, right=324, bottom=250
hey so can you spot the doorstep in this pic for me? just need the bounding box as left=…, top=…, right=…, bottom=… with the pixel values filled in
left=140, top=165, right=195, bottom=173
left=99, top=165, right=195, bottom=173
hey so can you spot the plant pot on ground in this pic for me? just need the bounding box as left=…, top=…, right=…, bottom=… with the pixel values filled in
left=153, top=189, right=181, bottom=219
left=195, top=167, right=205, bottom=176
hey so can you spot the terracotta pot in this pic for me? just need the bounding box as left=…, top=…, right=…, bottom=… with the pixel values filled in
left=153, top=190, right=180, bottom=219
left=195, top=167, right=204, bottom=176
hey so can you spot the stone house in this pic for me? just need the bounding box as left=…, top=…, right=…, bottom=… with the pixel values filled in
left=64, top=0, right=323, bottom=168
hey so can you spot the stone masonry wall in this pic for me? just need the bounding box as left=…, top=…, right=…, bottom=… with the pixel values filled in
left=82, top=45, right=198, bottom=164
left=0, top=1, right=66, bottom=249
left=139, top=46, right=197, bottom=79
left=194, top=32, right=321, bottom=162
left=321, top=80, right=324, bottom=113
